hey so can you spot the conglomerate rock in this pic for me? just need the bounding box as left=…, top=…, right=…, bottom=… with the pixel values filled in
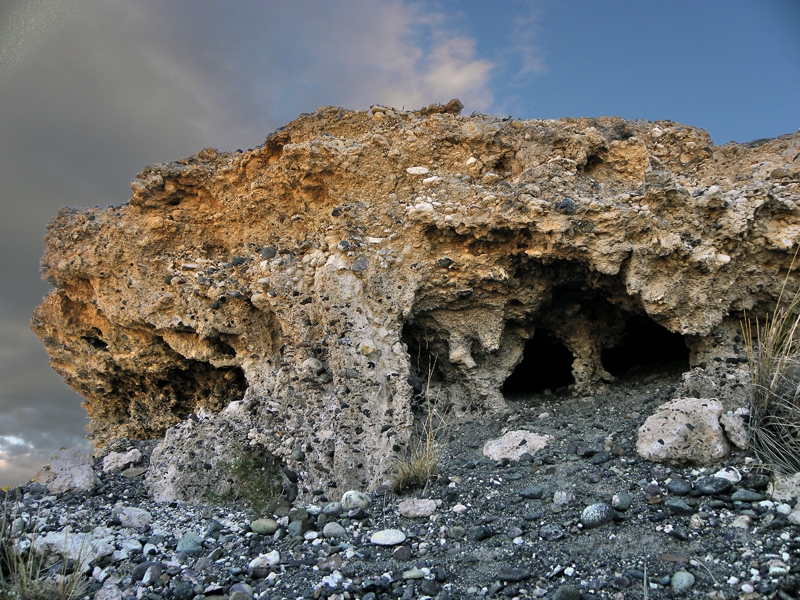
left=32, top=101, right=800, bottom=499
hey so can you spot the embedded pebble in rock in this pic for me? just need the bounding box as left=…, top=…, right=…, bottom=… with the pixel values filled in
left=341, top=490, right=371, bottom=510
left=580, top=503, right=615, bottom=528
left=322, top=522, right=346, bottom=539
left=398, top=498, right=436, bottom=518
left=482, top=430, right=552, bottom=461
left=115, top=506, right=152, bottom=528
left=370, top=529, right=406, bottom=545
left=671, top=571, right=695, bottom=593
left=251, top=518, right=280, bottom=535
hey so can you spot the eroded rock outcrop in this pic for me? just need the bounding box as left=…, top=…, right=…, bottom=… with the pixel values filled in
left=32, top=101, right=800, bottom=499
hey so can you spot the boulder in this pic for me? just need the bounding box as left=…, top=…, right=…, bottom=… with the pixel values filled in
left=636, top=398, right=729, bottom=464
left=30, top=103, right=800, bottom=498
left=34, top=448, right=99, bottom=494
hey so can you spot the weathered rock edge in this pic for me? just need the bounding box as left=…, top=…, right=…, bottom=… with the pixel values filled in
left=32, top=101, right=800, bottom=500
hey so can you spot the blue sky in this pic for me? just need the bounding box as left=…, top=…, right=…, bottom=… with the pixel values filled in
left=0, top=0, right=797, bottom=486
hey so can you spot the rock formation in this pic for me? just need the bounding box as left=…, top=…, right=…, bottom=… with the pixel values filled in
left=32, top=101, right=800, bottom=500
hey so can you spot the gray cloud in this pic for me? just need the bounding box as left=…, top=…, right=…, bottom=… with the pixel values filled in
left=0, top=0, right=512, bottom=486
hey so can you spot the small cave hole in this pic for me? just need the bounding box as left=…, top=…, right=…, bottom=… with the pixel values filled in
left=502, top=329, right=574, bottom=396
left=208, top=336, right=237, bottom=357
left=602, top=315, right=690, bottom=378
left=81, top=332, right=108, bottom=350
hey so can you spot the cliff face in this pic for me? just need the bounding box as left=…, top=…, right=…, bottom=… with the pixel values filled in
left=32, top=101, right=800, bottom=499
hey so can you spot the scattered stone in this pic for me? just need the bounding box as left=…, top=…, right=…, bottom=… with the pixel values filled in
left=115, top=506, right=152, bottom=528
left=392, top=545, right=412, bottom=561
left=520, top=485, right=544, bottom=499
left=611, top=492, right=632, bottom=511
left=483, top=430, right=552, bottom=461
left=580, top=503, right=615, bottom=528
left=695, top=476, right=733, bottom=496
left=731, top=489, right=765, bottom=502
left=341, top=490, right=371, bottom=510
left=671, top=571, right=695, bottom=593
left=398, top=498, right=436, bottom=518
left=552, top=584, right=582, bottom=600
left=636, top=398, right=730, bottom=464
left=497, top=567, right=531, bottom=582
left=176, top=532, right=204, bottom=555
left=251, top=518, right=280, bottom=535
left=732, top=515, right=753, bottom=528
left=665, top=497, right=694, bottom=516
left=103, top=449, right=143, bottom=474
left=248, top=551, right=280, bottom=569
left=539, top=526, right=564, bottom=541
left=322, top=522, right=346, bottom=539
left=665, top=478, right=692, bottom=496
left=370, top=529, right=406, bottom=545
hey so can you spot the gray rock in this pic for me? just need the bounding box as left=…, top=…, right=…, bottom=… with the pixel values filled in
left=670, top=571, right=695, bottom=593
left=580, top=503, right=615, bottom=528
left=251, top=518, right=279, bottom=535
left=665, top=497, right=695, bottom=516
left=398, top=498, right=436, bottom=518
left=323, top=501, right=343, bottom=517
left=539, top=525, right=564, bottom=541
left=552, top=584, right=582, bottom=600
left=115, top=507, right=152, bottom=529
left=520, top=486, right=544, bottom=499
left=341, top=490, right=371, bottom=510
left=731, top=489, right=765, bottom=502
left=351, top=257, right=369, bottom=272
left=665, top=478, right=692, bottom=496
left=497, top=567, right=531, bottom=582
left=370, top=529, right=406, bottom=545
left=322, top=522, right=346, bottom=539
left=695, top=476, right=733, bottom=495
left=176, top=532, right=204, bottom=555
left=287, top=519, right=309, bottom=537
left=611, top=492, right=632, bottom=511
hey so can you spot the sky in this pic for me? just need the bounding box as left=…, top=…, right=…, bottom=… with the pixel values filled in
left=0, top=0, right=798, bottom=487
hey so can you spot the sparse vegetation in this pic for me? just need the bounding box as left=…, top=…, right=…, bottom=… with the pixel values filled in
left=743, top=262, right=800, bottom=474
left=208, top=445, right=284, bottom=516
left=392, top=360, right=448, bottom=494
left=0, top=492, right=89, bottom=600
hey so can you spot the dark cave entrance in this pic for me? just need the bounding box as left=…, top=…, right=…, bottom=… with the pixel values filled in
left=602, top=315, right=690, bottom=378
left=502, top=329, right=575, bottom=396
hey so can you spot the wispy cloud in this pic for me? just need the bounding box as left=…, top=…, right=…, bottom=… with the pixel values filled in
left=510, top=1, right=547, bottom=78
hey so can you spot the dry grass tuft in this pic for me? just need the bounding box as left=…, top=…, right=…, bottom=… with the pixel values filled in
left=743, top=258, right=800, bottom=474
left=1, top=492, right=89, bottom=600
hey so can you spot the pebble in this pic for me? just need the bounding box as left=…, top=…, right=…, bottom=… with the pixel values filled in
left=176, top=532, right=204, bottom=555
left=580, top=503, right=615, bottom=528
left=497, top=567, right=531, bottom=582
left=398, top=498, right=437, bottom=518
left=322, top=522, right=346, bottom=538
left=370, top=529, right=406, bottom=545
left=732, top=515, right=753, bottom=528
left=611, top=492, right=632, bottom=511
left=251, top=518, right=279, bottom=535
left=520, top=485, right=544, bottom=499
left=552, top=584, right=582, bottom=600
left=539, top=525, right=564, bottom=541
left=665, top=497, right=694, bottom=516
left=695, top=477, right=733, bottom=495
left=731, top=489, right=765, bottom=502
left=341, top=490, right=371, bottom=510
left=671, top=571, right=696, bottom=592
left=115, top=507, right=152, bottom=528
left=248, top=550, right=280, bottom=569
left=665, top=478, right=692, bottom=495
left=406, top=166, right=429, bottom=175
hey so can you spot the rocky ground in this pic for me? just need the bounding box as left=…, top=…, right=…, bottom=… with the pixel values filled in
left=3, top=366, right=800, bottom=600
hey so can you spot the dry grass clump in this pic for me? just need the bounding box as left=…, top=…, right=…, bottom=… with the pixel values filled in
left=743, top=265, right=800, bottom=474
left=392, top=361, right=448, bottom=494
left=0, top=492, right=89, bottom=600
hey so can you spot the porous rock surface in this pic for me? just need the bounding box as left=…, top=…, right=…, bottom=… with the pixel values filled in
left=31, top=101, right=800, bottom=500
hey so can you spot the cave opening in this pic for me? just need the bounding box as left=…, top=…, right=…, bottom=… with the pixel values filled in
left=502, top=329, right=575, bottom=396
left=602, top=315, right=690, bottom=378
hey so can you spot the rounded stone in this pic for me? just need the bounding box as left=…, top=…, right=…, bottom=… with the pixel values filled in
left=322, top=522, right=346, bottom=539
left=611, top=492, right=632, bottom=511
left=251, top=518, right=279, bottom=536
left=398, top=498, right=436, bottom=518
left=370, top=529, right=406, bottom=546
left=341, top=490, right=371, bottom=510
left=323, top=501, right=342, bottom=517
left=671, top=571, right=695, bottom=593
left=552, top=584, right=582, bottom=600
left=580, top=503, right=615, bottom=528
left=176, top=532, right=203, bottom=555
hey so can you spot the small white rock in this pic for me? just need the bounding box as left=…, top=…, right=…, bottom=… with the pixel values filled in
left=406, top=166, right=429, bottom=175
left=370, top=529, right=406, bottom=546
left=248, top=550, right=280, bottom=569
left=398, top=498, right=436, bottom=519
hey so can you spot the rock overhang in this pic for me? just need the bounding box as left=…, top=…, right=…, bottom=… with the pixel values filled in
left=31, top=101, right=800, bottom=499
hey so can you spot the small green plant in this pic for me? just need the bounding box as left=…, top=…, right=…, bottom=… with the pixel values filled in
left=392, top=359, right=448, bottom=494
left=743, top=257, right=800, bottom=474
left=1, top=492, right=89, bottom=600
left=208, top=445, right=284, bottom=516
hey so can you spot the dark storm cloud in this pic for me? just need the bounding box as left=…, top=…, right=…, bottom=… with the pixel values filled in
left=0, top=0, right=499, bottom=486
